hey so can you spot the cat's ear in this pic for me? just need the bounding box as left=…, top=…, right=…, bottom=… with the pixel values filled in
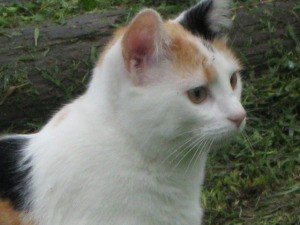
left=122, top=9, right=167, bottom=84
left=176, top=0, right=231, bottom=40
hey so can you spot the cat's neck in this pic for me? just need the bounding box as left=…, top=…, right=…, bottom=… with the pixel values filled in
left=71, top=94, right=208, bottom=186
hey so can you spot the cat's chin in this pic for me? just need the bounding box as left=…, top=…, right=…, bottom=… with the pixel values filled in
left=204, top=126, right=243, bottom=147
left=211, top=134, right=236, bottom=148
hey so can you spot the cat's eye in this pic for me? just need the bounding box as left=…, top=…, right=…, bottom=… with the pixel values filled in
left=187, top=87, right=207, bottom=104
left=230, top=72, right=238, bottom=90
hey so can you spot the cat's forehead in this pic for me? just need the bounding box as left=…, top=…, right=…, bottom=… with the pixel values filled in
left=98, top=19, right=240, bottom=82
left=165, top=22, right=240, bottom=82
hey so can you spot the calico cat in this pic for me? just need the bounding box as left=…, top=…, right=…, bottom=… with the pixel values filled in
left=0, top=0, right=246, bottom=224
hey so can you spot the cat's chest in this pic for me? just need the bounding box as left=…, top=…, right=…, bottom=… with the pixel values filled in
left=32, top=152, right=202, bottom=225
left=45, top=184, right=201, bottom=225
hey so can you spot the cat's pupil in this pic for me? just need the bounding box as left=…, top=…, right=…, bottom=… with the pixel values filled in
left=230, top=72, right=238, bottom=90
left=194, top=88, right=200, bottom=97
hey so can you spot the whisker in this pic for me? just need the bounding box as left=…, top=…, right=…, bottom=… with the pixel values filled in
left=207, top=138, right=215, bottom=154
left=170, top=135, right=205, bottom=167
left=191, top=138, right=211, bottom=172
left=172, top=136, right=206, bottom=171
left=192, top=137, right=215, bottom=175
left=160, top=135, right=197, bottom=165
left=171, top=127, right=203, bottom=139
left=185, top=138, right=208, bottom=175
left=172, top=147, right=195, bottom=171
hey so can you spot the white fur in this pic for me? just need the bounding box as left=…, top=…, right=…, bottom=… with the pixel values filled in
left=21, top=4, right=245, bottom=225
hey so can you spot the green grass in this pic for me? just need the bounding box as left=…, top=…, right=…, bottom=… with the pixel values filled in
left=201, top=1, right=300, bottom=223
left=0, top=0, right=192, bottom=29
left=203, top=49, right=300, bottom=224
left=1, top=0, right=299, bottom=224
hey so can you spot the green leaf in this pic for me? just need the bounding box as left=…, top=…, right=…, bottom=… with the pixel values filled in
left=34, top=27, right=40, bottom=47
left=90, top=45, right=98, bottom=64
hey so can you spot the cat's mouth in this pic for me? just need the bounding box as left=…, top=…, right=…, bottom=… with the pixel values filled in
left=196, top=126, right=242, bottom=145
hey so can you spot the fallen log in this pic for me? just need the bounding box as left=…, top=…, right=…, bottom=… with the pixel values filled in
left=0, top=10, right=126, bottom=132
left=0, top=1, right=299, bottom=132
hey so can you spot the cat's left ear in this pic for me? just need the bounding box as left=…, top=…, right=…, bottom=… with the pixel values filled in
left=176, top=0, right=231, bottom=40
left=122, top=9, right=168, bottom=84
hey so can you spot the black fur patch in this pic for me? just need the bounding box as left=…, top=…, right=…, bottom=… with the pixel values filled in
left=179, top=0, right=217, bottom=40
left=0, top=136, right=31, bottom=210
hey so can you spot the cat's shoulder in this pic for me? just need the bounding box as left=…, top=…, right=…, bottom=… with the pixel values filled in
left=0, top=135, right=30, bottom=151
left=0, top=135, right=31, bottom=160
left=0, top=135, right=32, bottom=210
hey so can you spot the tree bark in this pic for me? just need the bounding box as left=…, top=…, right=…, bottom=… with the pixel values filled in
left=0, top=1, right=299, bottom=132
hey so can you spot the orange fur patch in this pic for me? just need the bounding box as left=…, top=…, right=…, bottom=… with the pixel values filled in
left=164, top=22, right=220, bottom=82
left=212, top=39, right=241, bottom=67
left=203, top=61, right=217, bottom=82
left=212, top=39, right=232, bottom=53
left=0, top=200, right=22, bottom=225
left=165, top=22, right=204, bottom=75
left=0, top=200, right=35, bottom=225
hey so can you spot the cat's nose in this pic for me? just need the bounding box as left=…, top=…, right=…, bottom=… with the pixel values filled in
left=228, top=111, right=246, bottom=128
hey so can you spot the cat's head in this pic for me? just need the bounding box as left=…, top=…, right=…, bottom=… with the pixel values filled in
left=96, top=0, right=246, bottom=153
